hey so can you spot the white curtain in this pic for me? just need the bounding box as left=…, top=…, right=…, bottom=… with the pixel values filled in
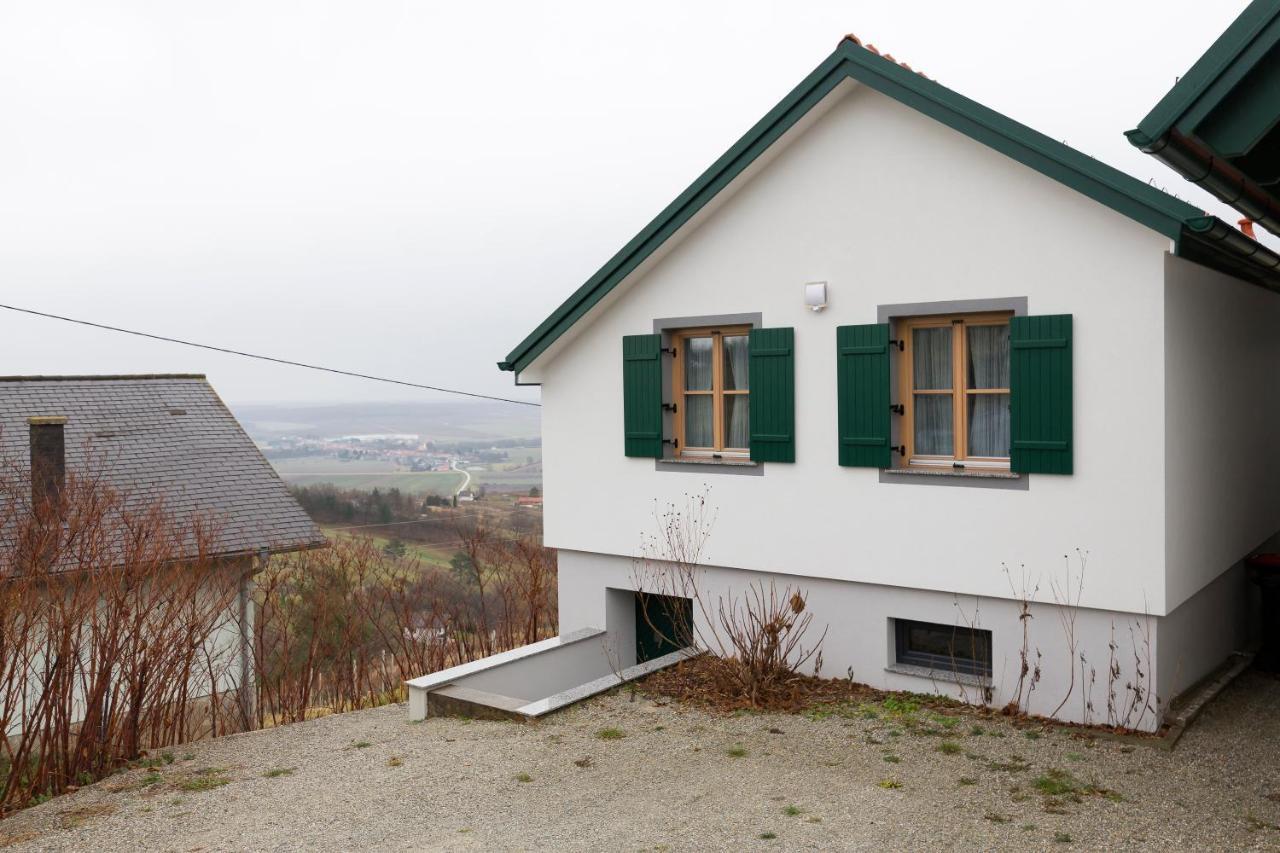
left=966, top=325, right=1010, bottom=457
left=685, top=397, right=712, bottom=447
left=722, top=335, right=749, bottom=390
left=685, top=337, right=713, bottom=390
left=912, top=327, right=952, bottom=454
left=724, top=397, right=749, bottom=449
left=912, top=327, right=952, bottom=389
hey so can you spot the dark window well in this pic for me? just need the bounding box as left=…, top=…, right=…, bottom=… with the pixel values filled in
left=894, top=619, right=992, bottom=677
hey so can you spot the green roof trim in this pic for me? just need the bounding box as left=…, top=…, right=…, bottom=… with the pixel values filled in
left=501, top=37, right=1280, bottom=375
left=1127, top=0, right=1280, bottom=236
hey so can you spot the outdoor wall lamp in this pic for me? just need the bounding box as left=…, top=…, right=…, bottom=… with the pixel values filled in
left=804, top=281, right=828, bottom=312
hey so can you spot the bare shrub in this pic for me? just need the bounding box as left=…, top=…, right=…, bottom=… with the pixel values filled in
left=0, top=457, right=242, bottom=815
left=632, top=488, right=826, bottom=708
left=252, top=519, right=556, bottom=727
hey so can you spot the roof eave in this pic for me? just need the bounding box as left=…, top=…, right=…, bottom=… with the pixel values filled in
left=499, top=39, right=1219, bottom=374
left=1128, top=126, right=1280, bottom=237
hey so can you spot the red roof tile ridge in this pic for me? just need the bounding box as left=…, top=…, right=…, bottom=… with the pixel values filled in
left=840, top=33, right=931, bottom=81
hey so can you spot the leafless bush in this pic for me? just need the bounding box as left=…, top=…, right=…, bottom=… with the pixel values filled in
left=252, top=520, right=556, bottom=727
left=0, top=458, right=242, bottom=815
left=632, top=488, right=826, bottom=708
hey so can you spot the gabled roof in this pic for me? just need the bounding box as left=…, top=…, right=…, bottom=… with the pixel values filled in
left=500, top=35, right=1280, bottom=377
left=0, top=374, right=324, bottom=559
left=1127, top=0, right=1280, bottom=237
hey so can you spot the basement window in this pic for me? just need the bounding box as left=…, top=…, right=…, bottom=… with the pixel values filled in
left=894, top=619, right=992, bottom=678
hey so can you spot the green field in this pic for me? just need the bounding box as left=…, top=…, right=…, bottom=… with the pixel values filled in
left=281, top=471, right=466, bottom=496
left=321, top=525, right=456, bottom=569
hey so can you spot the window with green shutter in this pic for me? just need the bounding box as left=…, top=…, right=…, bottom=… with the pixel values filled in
left=1009, top=314, right=1072, bottom=474
left=837, top=323, right=892, bottom=468
left=622, top=334, right=663, bottom=458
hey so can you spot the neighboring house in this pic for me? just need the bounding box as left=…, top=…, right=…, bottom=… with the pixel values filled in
left=490, top=26, right=1280, bottom=730
left=0, top=374, right=325, bottom=724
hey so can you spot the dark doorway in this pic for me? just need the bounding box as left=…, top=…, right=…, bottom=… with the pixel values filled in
left=634, top=592, right=693, bottom=663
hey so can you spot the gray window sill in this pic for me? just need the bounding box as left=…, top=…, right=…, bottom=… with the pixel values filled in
left=883, top=467, right=1019, bottom=480
left=663, top=457, right=756, bottom=467
left=655, top=457, right=762, bottom=476
left=885, top=663, right=992, bottom=689
left=879, top=466, right=1026, bottom=490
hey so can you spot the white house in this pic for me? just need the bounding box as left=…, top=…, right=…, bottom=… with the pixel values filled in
left=413, top=23, right=1280, bottom=731
left=0, top=374, right=325, bottom=735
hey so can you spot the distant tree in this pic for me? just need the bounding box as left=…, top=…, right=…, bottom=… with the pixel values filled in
left=449, top=551, right=477, bottom=587
left=528, top=486, right=540, bottom=497
left=382, top=538, right=407, bottom=559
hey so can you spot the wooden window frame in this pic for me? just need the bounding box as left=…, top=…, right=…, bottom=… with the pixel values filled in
left=898, top=312, right=1012, bottom=470
left=671, top=325, right=750, bottom=458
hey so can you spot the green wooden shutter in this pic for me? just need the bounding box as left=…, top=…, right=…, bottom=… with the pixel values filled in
left=622, top=334, right=664, bottom=458
left=1010, top=314, right=1072, bottom=474
left=748, top=327, right=794, bottom=463
left=837, top=323, right=891, bottom=468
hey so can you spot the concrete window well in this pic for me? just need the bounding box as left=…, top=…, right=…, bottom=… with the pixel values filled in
left=406, top=587, right=696, bottom=722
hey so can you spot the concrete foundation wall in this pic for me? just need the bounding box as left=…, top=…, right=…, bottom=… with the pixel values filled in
left=451, top=633, right=618, bottom=703
left=560, top=549, right=1174, bottom=731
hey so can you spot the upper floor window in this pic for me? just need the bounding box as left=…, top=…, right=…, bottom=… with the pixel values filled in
left=673, top=326, right=750, bottom=458
left=900, top=313, right=1011, bottom=469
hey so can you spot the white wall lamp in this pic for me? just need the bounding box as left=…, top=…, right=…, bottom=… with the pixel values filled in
left=804, top=281, right=828, bottom=312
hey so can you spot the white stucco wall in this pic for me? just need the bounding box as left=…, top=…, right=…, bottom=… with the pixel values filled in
left=559, top=550, right=1165, bottom=731
left=1164, top=253, right=1280, bottom=611
left=531, top=80, right=1172, bottom=615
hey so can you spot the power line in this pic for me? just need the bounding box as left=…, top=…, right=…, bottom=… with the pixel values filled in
left=0, top=303, right=540, bottom=408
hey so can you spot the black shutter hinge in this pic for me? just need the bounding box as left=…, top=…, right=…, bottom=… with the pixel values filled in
left=663, top=438, right=679, bottom=448
left=661, top=346, right=677, bottom=357
left=662, top=402, right=678, bottom=413
left=889, top=404, right=904, bottom=415
left=888, top=339, right=904, bottom=352
left=891, top=445, right=906, bottom=457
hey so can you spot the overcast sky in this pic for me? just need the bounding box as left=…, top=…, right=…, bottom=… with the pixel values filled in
left=0, top=1, right=1259, bottom=405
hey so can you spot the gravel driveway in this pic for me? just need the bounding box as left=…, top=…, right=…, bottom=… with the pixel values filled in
left=3, top=670, right=1280, bottom=851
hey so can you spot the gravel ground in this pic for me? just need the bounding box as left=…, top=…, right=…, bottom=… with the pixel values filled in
left=4, top=670, right=1280, bottom=852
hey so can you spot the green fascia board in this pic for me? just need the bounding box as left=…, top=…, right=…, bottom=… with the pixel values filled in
left=1128, top=0, right=1280, bottom=150
left=499, top=40, right=1224, bottom=375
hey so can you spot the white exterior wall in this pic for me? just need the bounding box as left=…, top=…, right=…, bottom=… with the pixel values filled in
left=531, top=81, right=1172, bottom=616
left=559, top=550, right=1165, bottom=731
left=1164, top=254, right=1280, bottom=611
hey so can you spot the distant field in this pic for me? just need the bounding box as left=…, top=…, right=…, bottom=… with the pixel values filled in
left=321, top=525, right=455, bottom=568
left=281, top=471, right=466, bottom=496
left=270, top=457, right=401, bottom=474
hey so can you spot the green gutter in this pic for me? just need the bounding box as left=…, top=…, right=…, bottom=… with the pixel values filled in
left=1127, top=0, right=1280, bottom=236
left=502, top=37, right=1278, bottom=375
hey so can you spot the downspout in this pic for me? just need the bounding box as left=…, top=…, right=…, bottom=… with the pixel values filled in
left=238, top=550, right=265, bottom=730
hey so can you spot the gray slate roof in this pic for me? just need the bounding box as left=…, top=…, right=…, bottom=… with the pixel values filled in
left=0, top=375, right=324, bottom=558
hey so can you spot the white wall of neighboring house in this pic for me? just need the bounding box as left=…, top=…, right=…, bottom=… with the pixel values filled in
left=1163, top=254, right=1280, bottom=610
left=530, top=79, right=1174, bottom=617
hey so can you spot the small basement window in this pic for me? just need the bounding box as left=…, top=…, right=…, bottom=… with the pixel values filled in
left=894, top=619, right=992, bottom=677
left=672, top=326, right=750, bottom=459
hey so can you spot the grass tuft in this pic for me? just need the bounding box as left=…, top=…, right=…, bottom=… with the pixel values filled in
left=514, top=772, right=532, bottom=783
left=782, top=804, right=802, bottom=816
left=595, top=727, right=625, bottom=741
left=262, top=768, right=295, bottom=779
left=726, top=744, right=748, bottom=758
left=877, top=779, right=902, bottom=789
left=936, top=741, right=962, bottom=755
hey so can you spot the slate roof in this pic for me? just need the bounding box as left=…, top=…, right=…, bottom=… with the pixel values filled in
left=0, top=374, right=324, bottom=560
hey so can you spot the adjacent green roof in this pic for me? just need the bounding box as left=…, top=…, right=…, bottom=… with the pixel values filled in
left=501, top=36, right=1280, bottom=375
left=1127, top=0, right=1280, bottom=236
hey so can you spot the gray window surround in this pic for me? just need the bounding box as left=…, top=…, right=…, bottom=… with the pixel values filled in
left=877, top=296, right=1029, bottom=491
left=652, top=313, right=764, bottom=476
